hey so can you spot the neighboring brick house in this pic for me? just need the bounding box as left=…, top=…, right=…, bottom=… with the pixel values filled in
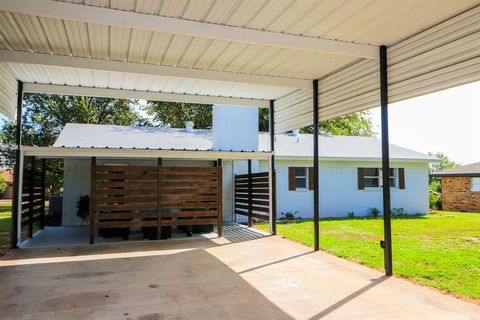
left=0, top=170, right=13, bottom=199
left=431, top=162, right=480, bottom=212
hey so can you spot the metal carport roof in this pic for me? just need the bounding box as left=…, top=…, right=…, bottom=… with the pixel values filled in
left=0, top=0, right=479, bottom=132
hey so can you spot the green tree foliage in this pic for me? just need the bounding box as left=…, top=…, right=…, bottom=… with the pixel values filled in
left=300, top=111, right=375, bottom=136
left=145, top=102, right=212, bottom=129
left=428, top=152, right=460, bottom=173
left=0, top=176, right=7, bottom=196
left=427, top=153, right=458, bottom=210
left=0, top=94, right=146, bottom=193
left=145, top=101, right=375, bottom=136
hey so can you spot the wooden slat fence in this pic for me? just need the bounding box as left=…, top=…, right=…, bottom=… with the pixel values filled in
left=21, top=157, right=46, bottom=239
left=235, top=171, right=270, bottom=226
left=90, top=160, right=222, bottom=243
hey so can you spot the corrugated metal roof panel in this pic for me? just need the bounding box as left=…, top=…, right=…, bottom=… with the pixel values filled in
left=0, top=63, right=17, bottom=119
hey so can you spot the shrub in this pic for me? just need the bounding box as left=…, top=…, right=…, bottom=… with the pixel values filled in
left=280, top=211, right=298, bottom=221
left=370, top=207, right=380, bottom=217
left=429, top=190, right=442, bottom=210
left=392, top=207, right=406, bottom=217
left=0, top=176, right=7, bottom=197
left=347, top=211, right=355, bottom=218
left=76, top=195, right=90, bottom=225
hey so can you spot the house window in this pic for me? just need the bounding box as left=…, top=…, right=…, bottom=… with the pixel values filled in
left=471, top=178, right=480, bottom=192
left=359, top=167, right=400, bottom=189
left=288, top=167, right=313, bottom=191
left=364, top=168, right=380, bottom=187
left=295, top=167, right=308, bottom=190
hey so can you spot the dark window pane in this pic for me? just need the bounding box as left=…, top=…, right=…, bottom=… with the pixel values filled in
left=296, top=177, right=307, bottom=189
left=365, top=168, right=379, bottom=176
left=390, top=177, right=396, bottom=187
left=389, top=168, right=395, bottom=177
left=295, top=167, right=307, bottom=176
left=365, top=178, right=379, bottom=187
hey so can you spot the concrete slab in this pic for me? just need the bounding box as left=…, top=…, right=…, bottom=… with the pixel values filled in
left=1, top=234, right=478, bottom=319
left=20, top=223, right=268, bottom=249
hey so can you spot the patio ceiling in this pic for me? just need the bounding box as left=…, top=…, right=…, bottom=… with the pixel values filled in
left=0, top=0, right=479, bottom=132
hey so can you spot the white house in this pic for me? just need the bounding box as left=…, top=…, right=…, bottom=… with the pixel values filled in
left=55, top=105, right=434, bottom=227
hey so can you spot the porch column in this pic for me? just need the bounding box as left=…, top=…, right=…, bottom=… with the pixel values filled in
left=89, top=157, right=96, bottom=244
left=28, top=156, right=35, bottom=238
left=269, top=100, right=277, bottom=235
left=380, top=45, right=393, bottom=276
left=39, top=159, right=46, bottom=230
left=313, top=80, right=320, bottom=251
left=10, top=81, right=23, bottom=249
left=247, top=159, right=252, bottom=227
left=217, top=159, right=223, bottom=237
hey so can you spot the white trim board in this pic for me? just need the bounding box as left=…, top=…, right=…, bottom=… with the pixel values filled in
left=23, top=83, right=270, bottom=108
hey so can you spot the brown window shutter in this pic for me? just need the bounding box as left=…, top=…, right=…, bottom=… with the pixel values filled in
left=308, top=167, right=314, bottom=190
left=357, top=168, right=365, bottom=190
left=288, top=167, right=296, bottom=191
left=399, top=168, right=405, bottom=189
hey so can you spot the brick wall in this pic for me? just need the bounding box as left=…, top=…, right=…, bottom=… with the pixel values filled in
left=441, top=177, right=480, bottom=212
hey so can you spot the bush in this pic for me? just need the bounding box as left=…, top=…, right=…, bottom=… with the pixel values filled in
left=280, top=211, right=298, bottom=221
left=370, top=207, right=380, bottom=217
left=392, top=207, right=406, bottom=217
left=429, top=191, right=442, bottom=210
left=76, top=195, right=90, bottom=225
left=347, top=211, right=355, bottom=218
left=0, top=176, right=7, bottom=197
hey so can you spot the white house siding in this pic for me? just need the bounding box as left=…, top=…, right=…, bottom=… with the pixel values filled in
left=62, top=158, right=231, bottom=226
left=259, top=159, right=429, bottom=218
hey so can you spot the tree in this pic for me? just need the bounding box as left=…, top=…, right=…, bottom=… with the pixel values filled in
left=428, top=152, right=460, bottom=173
left=300, top=111, right=375, bottom=136
left=0, top=94, right=147, bottom=193
left=145, top=102, right=212, bottom=129
left=144, top=101, right=375, bottom=136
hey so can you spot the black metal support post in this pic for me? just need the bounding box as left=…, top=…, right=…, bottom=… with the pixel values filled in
left=28, top=156, right=35, bottom=238
left=380, top=45, right=393, bottom=276
left=247, top=159, right=253, bottom=227
left=10, top=81, right=23, bottom=249
left=313, top=80, right=320, bottom=251
left=269, top=100, right=277, bottom=235
left=40, top=159, right=46, bottom=230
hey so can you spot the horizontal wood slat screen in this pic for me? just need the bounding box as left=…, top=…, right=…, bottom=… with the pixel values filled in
left=90, top=162, right=221, bottom=243
left=21, top=157, right=46, bottom=239
left=235, top=171, right=270, bottom=223
left=159, top=167, right=219, bottom=229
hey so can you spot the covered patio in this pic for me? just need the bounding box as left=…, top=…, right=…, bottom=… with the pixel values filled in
left=0, top=0, right=479, bottom=283
left=1, top=234, right=479, bottom=319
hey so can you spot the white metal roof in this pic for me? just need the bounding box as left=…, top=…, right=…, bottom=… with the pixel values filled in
left=51, top=123, right=434, bottom=162
left=0, top=0, right=479, bottom=133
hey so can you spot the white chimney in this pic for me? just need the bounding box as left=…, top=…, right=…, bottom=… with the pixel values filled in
left=185, top=121, right=194, bottom=132
left=212, top=105, right=259, bottom=151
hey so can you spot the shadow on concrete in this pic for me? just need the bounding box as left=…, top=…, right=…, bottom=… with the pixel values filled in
left=0, top=242, right=294, bottom=319
left=238, top=251, right=313, bottom=274
left=308, top=276, right=389, bottom=319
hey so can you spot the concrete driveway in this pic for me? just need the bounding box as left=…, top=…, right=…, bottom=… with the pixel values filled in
left=0, top=227, right=478, bottom=319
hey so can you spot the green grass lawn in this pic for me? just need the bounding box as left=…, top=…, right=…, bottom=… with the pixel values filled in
left=0, top=202, right=12, bottom=253
left=256, top=211, right=480, bottom=303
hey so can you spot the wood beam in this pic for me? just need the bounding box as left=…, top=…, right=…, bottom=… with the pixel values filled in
left=0, top=50, right=310, bottom=89
left=0, top=0, right=378, bottom=59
